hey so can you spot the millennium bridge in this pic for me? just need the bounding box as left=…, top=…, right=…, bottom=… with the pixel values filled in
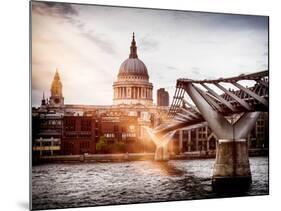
left=145, top=70, right=269, bottom=191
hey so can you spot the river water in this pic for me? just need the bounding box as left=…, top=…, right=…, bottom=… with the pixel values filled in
left=32, top=157, right=269, bottom=210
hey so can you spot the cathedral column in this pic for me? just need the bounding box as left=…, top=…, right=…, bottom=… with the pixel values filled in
left=138, top=87, right=141, bottom=99
left=146, top=88, right=148, bottom=99
left=144, top=88, right=146, bottom=98
left=133, top=87, right=135, bottom=99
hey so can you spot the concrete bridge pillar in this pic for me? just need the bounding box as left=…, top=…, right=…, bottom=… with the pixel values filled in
left=184, top=83, right=260, bottom=191
left=154, top=131, right=176, bottom=161
left=212, top=138, right=251, bottom=191
left=144, top=126, right=175, bottom=162
left=154, top=145, right=169, bottom=161
left=179, top=130, right=183, bottom=153
left=187, top=130, right=191, bottom=152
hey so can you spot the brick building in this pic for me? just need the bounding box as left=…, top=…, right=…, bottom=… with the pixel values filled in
left=61, top=115, right=99, bottom=155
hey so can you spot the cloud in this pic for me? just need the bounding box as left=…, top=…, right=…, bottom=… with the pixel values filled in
left=139, top=35, right=159, bottom=51
left=33, top=2, right=116, bottom=55
left=80, top=30, right=116, bottom=55
left=199, top=40, right=219, bottom=45
left=166, top=66, right=178, bottom=70
left=32, top=2, right=80, bottom=31
left=32, top=2, right=78, bottom=17
left=191, top=67, right=200, bottom=75
left=31, top=2, right=268, bottom=106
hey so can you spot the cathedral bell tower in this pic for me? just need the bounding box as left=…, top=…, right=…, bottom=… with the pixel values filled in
left=49, top=68, right=64, bottom=107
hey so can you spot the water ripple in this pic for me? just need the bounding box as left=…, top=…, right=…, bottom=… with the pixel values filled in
left=32, top=157, right=269, bottom=210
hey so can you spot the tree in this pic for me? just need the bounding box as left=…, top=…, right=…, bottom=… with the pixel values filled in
left=115, top=141, right=126, bottom=153
left=96, top=136, right=107, bottom=153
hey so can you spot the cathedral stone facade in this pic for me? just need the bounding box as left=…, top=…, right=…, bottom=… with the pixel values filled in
left=113, top=33, right=153, bottom=106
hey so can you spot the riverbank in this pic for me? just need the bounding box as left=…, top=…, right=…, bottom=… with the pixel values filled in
left=33, top=148, right=268, bottom=164
left=34, top=153, right=155, bottom=164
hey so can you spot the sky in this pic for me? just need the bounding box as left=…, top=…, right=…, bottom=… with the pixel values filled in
left=31, top=1, right=268, bottom=107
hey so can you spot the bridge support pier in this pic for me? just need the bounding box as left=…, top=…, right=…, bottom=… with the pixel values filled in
left=154, top=145, right=169, bottom=161
left=212, top=138, right=251, bottom=192
left=184, top=83, right=261, bottom=192
left=144, top=126, right=175, bottom=162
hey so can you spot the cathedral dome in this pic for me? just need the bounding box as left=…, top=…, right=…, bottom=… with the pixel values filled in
left=118, top=58, right=148, bottom=78
left=113, top=33, right=153, bottom=106
left=117, top=32, right=149, bottom=79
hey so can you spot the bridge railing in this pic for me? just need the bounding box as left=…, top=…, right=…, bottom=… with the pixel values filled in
left=167, top=70, right=269, bottom=124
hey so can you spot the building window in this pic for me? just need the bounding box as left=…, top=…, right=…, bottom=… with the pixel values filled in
left=81, top=119, right=91, bottom=131
left=65, top=119, right=76, bottom=131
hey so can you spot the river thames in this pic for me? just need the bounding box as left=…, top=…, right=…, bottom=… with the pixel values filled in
left=32, top=157, right=268, bottom=210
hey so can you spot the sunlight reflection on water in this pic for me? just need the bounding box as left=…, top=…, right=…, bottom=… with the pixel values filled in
left=32, top=157, right=268, bottom=210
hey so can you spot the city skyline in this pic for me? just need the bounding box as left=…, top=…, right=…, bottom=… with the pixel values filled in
left=32, top=2, right=268, bottom=106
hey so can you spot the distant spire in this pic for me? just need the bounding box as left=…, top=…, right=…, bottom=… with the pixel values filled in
left=129, top=32, right=138, bottom=59
left=54, top=68, right=61, bottom=81
left=41, top=91, right=46, bottom=106
left=51, top=68, right=63, bottom=98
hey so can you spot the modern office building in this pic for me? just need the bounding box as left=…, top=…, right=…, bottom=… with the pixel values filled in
left=157, top=88, right=169, bottom=106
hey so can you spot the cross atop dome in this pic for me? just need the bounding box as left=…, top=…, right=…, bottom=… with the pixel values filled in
left=129, top=32, right=138, bottom=59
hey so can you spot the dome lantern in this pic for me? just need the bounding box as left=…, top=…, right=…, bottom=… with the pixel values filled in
left=129, top=32, right=138, bottom=59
